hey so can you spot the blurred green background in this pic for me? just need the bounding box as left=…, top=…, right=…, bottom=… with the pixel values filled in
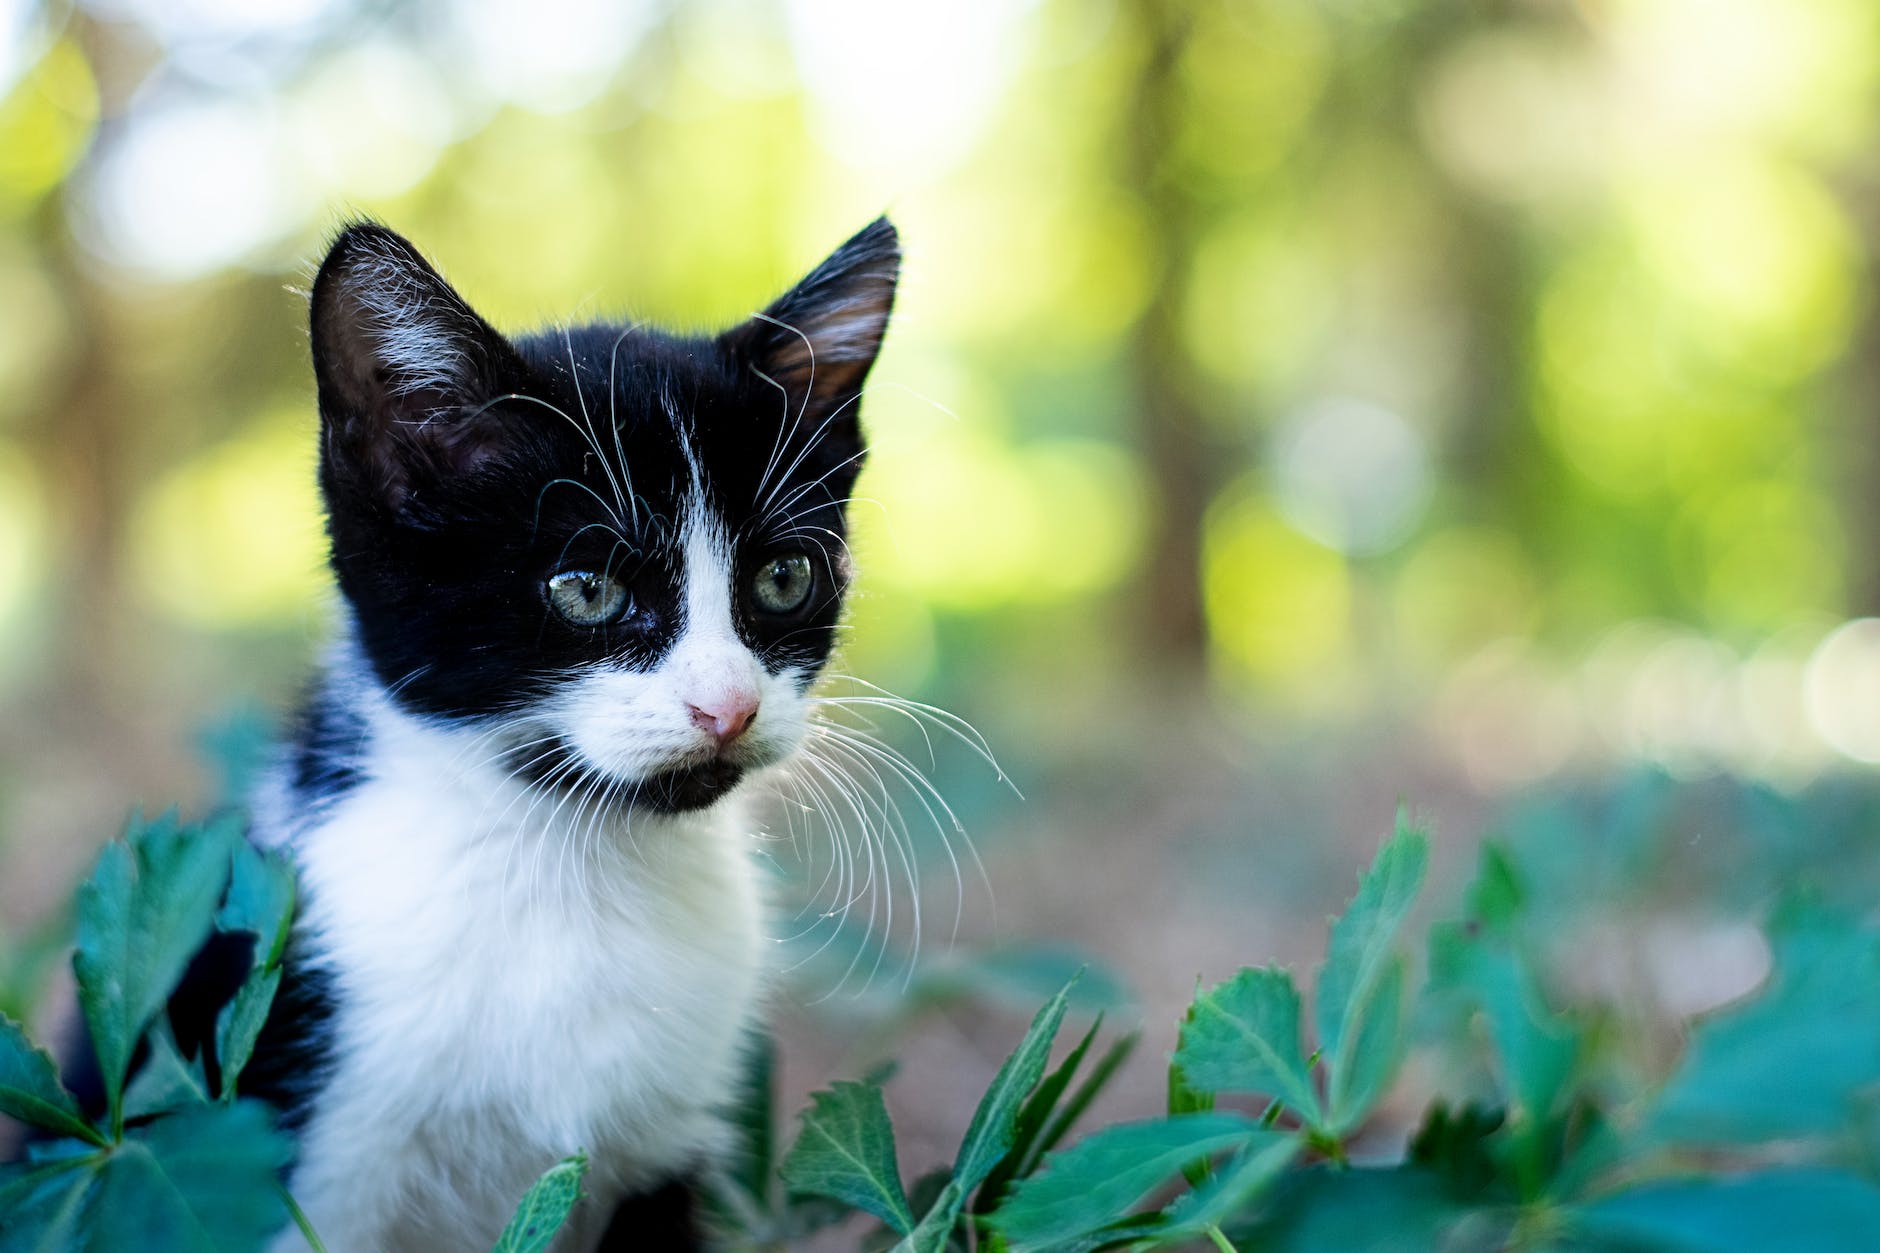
left=3, top=0, right=1880, bottom=1169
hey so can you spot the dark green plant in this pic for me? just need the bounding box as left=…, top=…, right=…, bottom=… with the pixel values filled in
left=11, top=791, right=1880, bottom=1251
left=0, top=815, right=583, bottom=1253
left=742, top=813, right=1880, bottom=1252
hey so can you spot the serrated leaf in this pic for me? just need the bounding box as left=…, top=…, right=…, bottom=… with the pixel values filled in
left=217, top=843, right=296, bottom=970
left=1174, top=967, right=1322, bottom=1126
left=215, top=966, right=283, bottom=1100
left=952, top=973, right=1078, bottom=1194
left=1648, top=903, right=1880, bottom=1146
left=781, top=1081, right=916, bottom=1233
left=1326, top=957, right=1406, bottom=1133
left=493, top=1152, right=589, bottom=1253
left=0, top=1016, right=103, bottom=1146
left=74, top=815, right=238, bottom=1130
left=26, top=1100, right=295, bottom=1253
left=1318, top=823, right=1427, bottom=1130
left=1032, top=1031, right=1135, bottom=1168
left=974, top=1015, right=1103, bottom=1215
left=0, top=1154, right=99, bottom=1253
left=121, top=1019, right=209, bottom=1123
left=1152, top=1131, right=1302, bottom=1238
left=989, top=1114, right=1260, bottom=1251
left=1571, top=1169, right=1880, bottom=1253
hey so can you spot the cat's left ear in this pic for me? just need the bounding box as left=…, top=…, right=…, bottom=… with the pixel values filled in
left=309, top=221, right=530, bottom=511
left=725, top=216, right=900, bottom=425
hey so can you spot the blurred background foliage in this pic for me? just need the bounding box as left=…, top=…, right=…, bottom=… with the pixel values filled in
left=4, top=0, right=1880, bottom=1175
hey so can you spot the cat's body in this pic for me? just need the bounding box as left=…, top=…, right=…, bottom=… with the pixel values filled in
left=247, top=652, right=762, bottom=1251
left=144, top=218, right=900, bottom=1250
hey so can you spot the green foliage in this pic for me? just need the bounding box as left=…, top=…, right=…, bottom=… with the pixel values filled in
left=0, top=814, right=591, bottom=1253
left=990, top=1114, right=1266, bottom=1251
left=492, top=1154, right=589, bottom=1253
left=1569, top=1170, right=1880, bottom=1253
left=73, top=813, right=239, bottom=1132
left=1316, top=819, right=1427, bottom=1131
left=1174, top=968, right=1321, bottom=1129
left=780, top=1082, right=917, bottom=1234
left=1647, top=900, right=1880, bottom=1146
left=748, top=805, right=1880, bottom=1252
left=952, top=976, right=1078, bottom=1198
left=16, top=785, right=1880, bottom=1251
left=0, top=1020, right=100, bottom=1148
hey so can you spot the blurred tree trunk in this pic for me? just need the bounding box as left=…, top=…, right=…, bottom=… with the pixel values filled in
left=1124, top=0, right=1213, bottom=688
left=33, top=15, right=143, bottom=734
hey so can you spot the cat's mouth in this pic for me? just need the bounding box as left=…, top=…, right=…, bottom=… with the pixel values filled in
left=629, top=760, right=747, bottom=813
left=511, top=737, right=749, bottom=814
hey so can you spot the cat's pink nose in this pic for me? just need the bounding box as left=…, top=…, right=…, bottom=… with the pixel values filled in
left=689, top=694, right=758, bottom=747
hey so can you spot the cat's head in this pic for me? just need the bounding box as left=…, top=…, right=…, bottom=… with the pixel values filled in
left=307, top=218, right=898, bottom=813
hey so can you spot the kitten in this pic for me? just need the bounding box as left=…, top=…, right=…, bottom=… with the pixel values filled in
left=200, top=216, right=897, bottom=1250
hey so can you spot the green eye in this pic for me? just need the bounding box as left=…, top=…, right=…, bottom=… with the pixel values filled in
left=750, top=553, right=814, bottom=615
left=547, top=570, right=630, bottom=626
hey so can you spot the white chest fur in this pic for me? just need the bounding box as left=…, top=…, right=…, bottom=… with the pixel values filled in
left=260, top=706, right=766, bottom=1253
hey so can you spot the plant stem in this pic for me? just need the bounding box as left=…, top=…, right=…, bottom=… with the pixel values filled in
left=279, top=1184, right=329, bottom=1253
left=1205, top=1224, right=1239, bottom=1253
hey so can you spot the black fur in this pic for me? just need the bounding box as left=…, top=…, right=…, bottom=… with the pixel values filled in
left=309, top=218, right=899, bottom=737
left=26, top=220, right=900, bottom=1253
left=280, top=217, right=892, bottom=1246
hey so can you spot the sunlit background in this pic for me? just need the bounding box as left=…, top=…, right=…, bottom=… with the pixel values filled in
left=3, top=0, right=1880, bottom=1178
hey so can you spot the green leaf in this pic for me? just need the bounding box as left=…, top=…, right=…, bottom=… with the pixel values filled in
left=1649, top=903, right=1880, bottom=1145
left=1406, top=1103, right=1504, bottom=1200
left=8, top=1100, right=296, bottom=1253
left=0, top=1154, right=99, bottom=1253
left=215, top=967, right=283, bottom=1100
left=91, top=1102, right=293, bottom=1251
left=990, top=1114, right=1260, bottom=1251
left=217, top=842, right=296, bottom=970
left=1174, top=967, right=1322, bottom=1126
left=120, top=1019, right=209, bottom=1123
left=1031, top=1030, right=1136, bottom=1168
left=1571, top=1170, right=1880, bottom=1253
left=74, top=815, right=238, bottom=1130
left=974, top=1015, right=1103, bottom=1215
left=1227, top=1165, right=1475, bottom=1252
left=952, top=973, right=1078, bottom=1194
left=493, top=1153, right=589, bottom=1253
left=1152, top=1131, right=1303, bottom=1239
left=1325, top=957, right=1406, bottom=1134
left=1318, top=822, right=1427, bottom=1129
left=892, top=1180, right=965, bottom=1253
left=781, top=1081, right=916, bottom=1233
left=1425, top=846, right=1577, bottom=1131
left=913, top=947, right=1130, bottom=1017
left=0, top=1015, right=103, bottom=1146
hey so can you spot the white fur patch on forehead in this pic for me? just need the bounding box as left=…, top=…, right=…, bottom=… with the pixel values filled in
left=680, top=488, right=736, bottom=641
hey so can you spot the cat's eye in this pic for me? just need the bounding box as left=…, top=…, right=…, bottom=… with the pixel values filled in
left=547, top=570, right=630, bottom=626
left=750, top=553, right=815, bottom=616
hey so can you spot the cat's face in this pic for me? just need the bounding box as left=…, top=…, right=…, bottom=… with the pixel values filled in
left=308, top=220, right=898, bottom=813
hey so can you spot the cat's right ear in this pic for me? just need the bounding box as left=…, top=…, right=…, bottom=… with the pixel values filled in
left=309, top=222, right=526, bottom=511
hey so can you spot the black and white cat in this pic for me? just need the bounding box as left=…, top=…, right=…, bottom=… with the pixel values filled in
left=223, top=217, right=898, bottom=1250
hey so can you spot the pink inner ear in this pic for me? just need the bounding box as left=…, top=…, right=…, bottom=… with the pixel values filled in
left=756, top=298, right=890, bottom=405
